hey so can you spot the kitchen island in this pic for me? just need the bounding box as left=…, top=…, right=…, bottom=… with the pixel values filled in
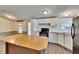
left=0, top=34, right=48, bottom=54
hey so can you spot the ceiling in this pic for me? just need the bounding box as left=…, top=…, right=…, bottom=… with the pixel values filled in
left=0, top=5, right=79, bottom=20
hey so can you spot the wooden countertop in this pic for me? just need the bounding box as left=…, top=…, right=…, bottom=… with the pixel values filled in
left=0, top=34, right=48, bottom=51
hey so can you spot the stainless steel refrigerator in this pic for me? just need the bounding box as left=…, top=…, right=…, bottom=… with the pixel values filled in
left=72, top=16, right=79, bottom=53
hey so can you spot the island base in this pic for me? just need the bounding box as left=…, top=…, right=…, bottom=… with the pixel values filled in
left=6, top=43, right=45, bottom=54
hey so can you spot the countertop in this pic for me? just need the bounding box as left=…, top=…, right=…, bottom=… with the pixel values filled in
left=0, top=34, right=48, bottom=51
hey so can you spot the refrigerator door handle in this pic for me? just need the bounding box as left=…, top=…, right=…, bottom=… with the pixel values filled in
left=71, top=23, right=75, bottom=39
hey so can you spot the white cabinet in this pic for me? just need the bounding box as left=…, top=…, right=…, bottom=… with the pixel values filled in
left=64, top=35, right=73, bottom=50
left=32, top=18, right=73, bottom=51
left=50, top=18, right=58, bottom=27
left=0, top=42, right=6, bottom=54
left=58, top=34, right=65, bottom=46
left=57, top=34, right=73, bottom=50
left=49, top=32, right=58, bottom=43
left=32, top=19, right=50, bottom=32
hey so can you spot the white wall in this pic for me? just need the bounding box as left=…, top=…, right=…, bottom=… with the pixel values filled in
left=0, top=17, right=29, bottom=54
left=0, top=17, right=28, bottom=33
left=0, top=17, right=14, bottom=32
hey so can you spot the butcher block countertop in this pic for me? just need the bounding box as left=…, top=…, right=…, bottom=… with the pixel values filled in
left=0, top=34, right=48, bottom=51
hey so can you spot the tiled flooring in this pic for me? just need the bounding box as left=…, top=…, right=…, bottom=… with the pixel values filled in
left=44, top=43, right=72, bottom=54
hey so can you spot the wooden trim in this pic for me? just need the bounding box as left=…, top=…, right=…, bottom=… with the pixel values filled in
left=16, top=20, right=25, bottom=22
left=5, top=43, right=8, bottom=54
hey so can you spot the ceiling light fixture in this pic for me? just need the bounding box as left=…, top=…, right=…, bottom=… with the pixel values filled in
left=4, top=14, right=16, bottom=19
left=42, top=10, right=48, bottom=15
left=64, top=11, right=69, bottom=16
left=61, top=9, right=79, bottom=17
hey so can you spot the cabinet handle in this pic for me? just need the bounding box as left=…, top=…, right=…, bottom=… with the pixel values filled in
left=71, top=23, right=75, bottom=39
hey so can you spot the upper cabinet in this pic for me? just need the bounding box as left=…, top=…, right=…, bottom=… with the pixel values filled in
left=32, top=18, right=51, bottom=32
left=50, top=18, right=73, bottom=34
left=32, top=18, right=73, bottom=33
left=58, top=18, right=72, bottom=32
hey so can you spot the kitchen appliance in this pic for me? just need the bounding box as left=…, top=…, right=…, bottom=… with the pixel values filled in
left=72, top=16, right=79, bottom=54
left=39, top=28, right=49, bottom=37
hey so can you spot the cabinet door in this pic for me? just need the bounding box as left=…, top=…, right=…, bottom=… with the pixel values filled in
left=58, top=34, right=64, bottom=46
left=64, top=35, right=73, bottom=50
left=0, top=42, right=6, bottom=54
left=49, top=32, right=58, bottom=43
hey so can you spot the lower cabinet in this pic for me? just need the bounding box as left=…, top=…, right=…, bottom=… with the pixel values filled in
left=49, top=32, right=58, bottom=43
left=64, top=35, right=73, bottom=51
left=58, top=34, right=65, bottom=47
left=49, top=32, right=73, bottom=51
left=58, top=34, right=73, bottom=51
left=0, top=42, right=6, bottom=54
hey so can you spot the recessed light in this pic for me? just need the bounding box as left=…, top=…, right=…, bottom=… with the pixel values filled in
left=61, top=9, right=79, bottom=17
left=63, top=11, right=69, bottom=16
left=4, top=14, right=16, bottom=19
left=42, top=10, right=48, bottom=15
left=61, top=11, right=70, bottom=17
